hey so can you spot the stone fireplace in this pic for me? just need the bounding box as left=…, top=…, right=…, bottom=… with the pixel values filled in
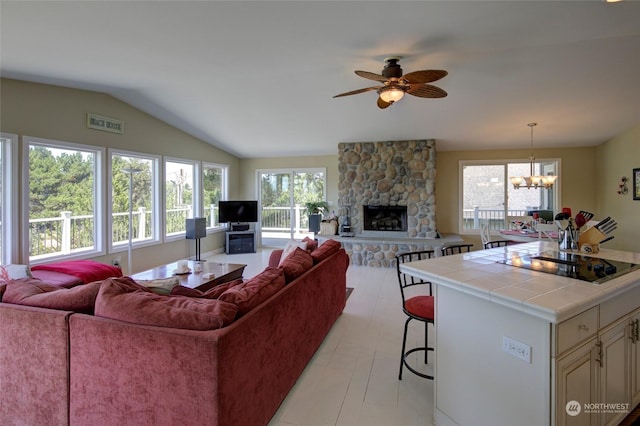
left=337, top=140, right=437, bottom=238
left=362, top=205, right=408, bottom=236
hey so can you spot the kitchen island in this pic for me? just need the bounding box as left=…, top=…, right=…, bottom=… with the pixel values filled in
left=401, top=241, right=640, bottom=426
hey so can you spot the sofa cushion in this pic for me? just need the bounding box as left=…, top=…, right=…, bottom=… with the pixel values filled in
left=279, top=247, right=314, bottom=283
left=31, top=260, right=122, bottom=284
left=3, top=278, right=102, bottom=314
left=310, top=239, right=342, bottom=264
left=0, top=283, right=5, bottom=302
left=219, top=267, right=285, bottom=315
left=95, top=276, right=238, bottom=330
left=169, top=278, right=244, bottom=299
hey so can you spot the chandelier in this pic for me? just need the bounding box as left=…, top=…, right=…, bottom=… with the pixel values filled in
left=509, top=123, right=557, bottom=190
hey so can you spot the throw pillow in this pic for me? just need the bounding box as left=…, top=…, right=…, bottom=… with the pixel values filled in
left=3, top=278, right=103, bottom=314
left=0, top=264, right=32, bottom=284
left=302, top=236, right=318, bottom=252
left=310, top=239, right=342, bottom=264
left=218, top=267, right=285, bottom=316
left=95, top=276, right=238, bottom=331
left=31, top=259, right=122, bottom=284
left=278, top=240, right=308, bottom=266
left=0, top=283, right=6, bottom=302
left=137, top=277, right=180, bottom=295
left=279, top=247, right=314, bottom=283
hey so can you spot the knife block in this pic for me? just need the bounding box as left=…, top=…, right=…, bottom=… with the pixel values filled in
left=578, top=227, right=606, bottom=253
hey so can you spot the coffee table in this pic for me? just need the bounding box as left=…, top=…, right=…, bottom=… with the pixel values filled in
left=131, top=260, right=246, bottom=292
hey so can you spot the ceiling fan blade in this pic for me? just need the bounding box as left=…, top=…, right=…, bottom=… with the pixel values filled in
left=355, top=70, right=387, bottom=82
left=333, top=86, right=380, bottom=98
left=377, top=97, right=392, bottom=109
left=406, top=84, right=448, bottom=98
left=402, top=70, right=448, bottom=84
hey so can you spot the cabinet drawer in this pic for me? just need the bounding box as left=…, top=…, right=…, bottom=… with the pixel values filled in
left=557, top=306, right=599, bottom=355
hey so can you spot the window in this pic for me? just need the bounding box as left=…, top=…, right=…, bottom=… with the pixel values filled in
left=109, top=150, right=160, bottom=251
left=0, top=133, right=18, bottom=265
left=460, top=159, right=559, bottom=233
left=202, top=162, right=228, bottom=230
left=25, top=137, right=104, bottom=262
left=164, top=158, right=199, bottom=239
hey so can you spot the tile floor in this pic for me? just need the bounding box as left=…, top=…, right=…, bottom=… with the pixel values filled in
left=205, top=248, right=435, bottom=426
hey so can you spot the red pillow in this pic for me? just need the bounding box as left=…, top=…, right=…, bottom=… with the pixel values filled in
left=95, top=277, right=238, bottom=331
left=279, top=247, right=313, bottom=283
left=219, top=267, right=285, bottom=316
left=3, top=278, right=102, bottom=314
left=302, top=236, right=318, bottom=252
left=310, top=239, right=342, bottom=264
left=31, top=260, right=122, bottom=284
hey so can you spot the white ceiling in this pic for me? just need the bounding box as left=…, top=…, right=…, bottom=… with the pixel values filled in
left=2, top=1, right=640, bottom=158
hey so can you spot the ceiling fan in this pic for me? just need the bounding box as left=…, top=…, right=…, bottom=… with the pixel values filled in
left=333, top=57, right=448, bottom=109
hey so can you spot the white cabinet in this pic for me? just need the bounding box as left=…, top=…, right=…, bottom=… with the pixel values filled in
left=556, top=337, right=598, bottom=426
left=556, top=307, right=640, bottom=426
left=631, top=309, right=640, bottom=407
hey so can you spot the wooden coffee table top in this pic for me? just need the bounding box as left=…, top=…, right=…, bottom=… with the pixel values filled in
left=131, top=260, right=246, bottom=292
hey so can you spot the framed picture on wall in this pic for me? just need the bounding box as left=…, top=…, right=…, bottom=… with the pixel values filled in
left=634, top=168, right=640, bottom=200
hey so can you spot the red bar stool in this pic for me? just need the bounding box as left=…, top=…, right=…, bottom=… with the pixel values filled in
left=395, top=250, right=435, bottom=380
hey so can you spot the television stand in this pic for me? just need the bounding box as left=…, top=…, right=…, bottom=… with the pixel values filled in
left=226, top=231, right=256, bottom=254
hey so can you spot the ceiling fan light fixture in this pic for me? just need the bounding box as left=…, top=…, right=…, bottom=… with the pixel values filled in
left=379, top=87, right=405, bottom=103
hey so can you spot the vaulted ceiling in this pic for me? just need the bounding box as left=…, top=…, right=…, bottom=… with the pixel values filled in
left=2, top=1, right=640, bottom=158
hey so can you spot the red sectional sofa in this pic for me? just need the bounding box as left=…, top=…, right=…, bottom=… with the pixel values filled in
left=0, top=241, right=349, bottom=426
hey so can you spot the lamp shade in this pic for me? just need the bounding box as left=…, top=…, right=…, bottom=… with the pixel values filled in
left=379, top=87, right=405, bottom=103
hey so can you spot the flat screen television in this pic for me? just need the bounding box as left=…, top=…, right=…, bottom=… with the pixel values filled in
left=218, top=200, right=258, bottom=223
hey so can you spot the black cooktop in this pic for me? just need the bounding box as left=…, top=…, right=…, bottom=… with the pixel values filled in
left=498, top=250, right=640, bottom=284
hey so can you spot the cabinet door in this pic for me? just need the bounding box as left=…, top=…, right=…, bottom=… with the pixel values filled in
left=557, top=337, right=598, bottom=426
left=631, top=310, right=640, bottom=407
left=599, top=317, right=630, bottom=426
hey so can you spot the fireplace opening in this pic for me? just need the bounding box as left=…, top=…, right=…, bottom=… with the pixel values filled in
left=363, top=205, right=408, bottom=232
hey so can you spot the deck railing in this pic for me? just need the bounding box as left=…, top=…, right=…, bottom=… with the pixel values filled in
left=28, top=205, right=515, bottom=258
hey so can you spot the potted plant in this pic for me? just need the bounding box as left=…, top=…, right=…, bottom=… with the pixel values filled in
left=306, top=201, right=328, bottom=234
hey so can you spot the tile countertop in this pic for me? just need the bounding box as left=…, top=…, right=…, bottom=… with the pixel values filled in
left=400, top=241, right=640, bottom=323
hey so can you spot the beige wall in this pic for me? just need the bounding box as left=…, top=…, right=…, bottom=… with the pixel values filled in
left=595, top=124, right=640, bottom=252
left=1, top=78, right=240, bottom=272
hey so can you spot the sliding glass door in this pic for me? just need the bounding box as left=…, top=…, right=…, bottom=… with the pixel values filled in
left=258, top=168, right=326, bottom=245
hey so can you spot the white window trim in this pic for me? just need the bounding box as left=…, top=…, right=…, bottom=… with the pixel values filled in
left=163, top=156, right=200, bottom=242
left=108, top=149, right=162, bottom=254
left=458, top=158, right=561, bottom=235
left=0, top=133, right=19, bottom=264
left=202, top=161, right=229, bottom=234
left=23, top=136, right=106, bottom=264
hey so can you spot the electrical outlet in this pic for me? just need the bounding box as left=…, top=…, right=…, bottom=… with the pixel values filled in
left=503, top=336, right=531, bottom=363
left=112, top=257, right=121, bottom=267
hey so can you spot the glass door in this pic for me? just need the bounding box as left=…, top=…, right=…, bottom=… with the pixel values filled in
left=258, top=168, right=326, bottom=246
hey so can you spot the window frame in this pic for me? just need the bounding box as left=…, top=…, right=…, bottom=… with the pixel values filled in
left=458, top=158, right=561, bottom=235
left=201, top=161, right=228, bottom=233
left=23, top=136, right=106, bottom=264
left=0, top=133, right=19, bottom=265
left=163, top=156, right=200, bottom=241
left=108, top=149, right=162, bottom=254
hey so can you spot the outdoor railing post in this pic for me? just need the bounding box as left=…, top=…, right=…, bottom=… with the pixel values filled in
left=209, top=204, right=215, bottom=227
left=473, top=206, right=479, bottom=229
left=138, top=207, right=146, bottom=241
left=61, top=211, right=71, bottom=254
left=294, top=204, right=301, bottom=235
